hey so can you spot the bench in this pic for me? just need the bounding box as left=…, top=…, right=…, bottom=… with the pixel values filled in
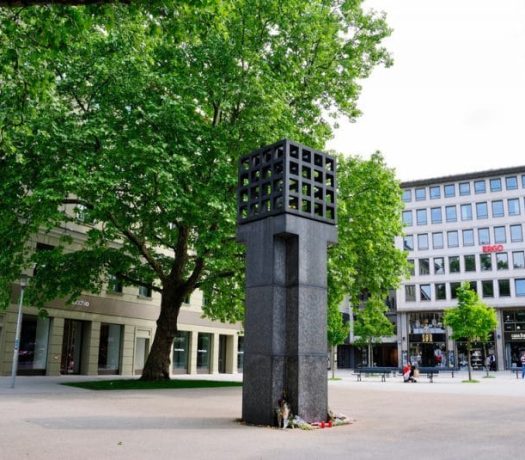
left=355, top=367, right=400, bottom=382
left=415, top=367, right=460, bottom=383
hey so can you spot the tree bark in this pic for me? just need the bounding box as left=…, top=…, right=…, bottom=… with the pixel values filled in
left=330, top=345, right=336, bottom=379
left=466, top=341, right=472, bottom=382
left=368, top=342, right=373, bottom=367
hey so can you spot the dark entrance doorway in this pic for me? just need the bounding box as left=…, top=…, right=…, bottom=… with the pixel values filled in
left=219, top=335, right=227, bottom=373
left=61, top=319, right=84, bottom=374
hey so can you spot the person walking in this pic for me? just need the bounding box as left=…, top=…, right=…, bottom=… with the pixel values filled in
left=520, top=354, right=525, bottom=379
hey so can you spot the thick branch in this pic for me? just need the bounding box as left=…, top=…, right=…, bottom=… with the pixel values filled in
left=118, top=273, right=163, bottom=294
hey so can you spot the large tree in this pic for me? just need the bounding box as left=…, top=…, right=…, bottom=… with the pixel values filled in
left=0, top=1, right=392, bottom=380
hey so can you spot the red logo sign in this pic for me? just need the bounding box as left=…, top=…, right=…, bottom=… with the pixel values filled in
left=482, top=244, right=504, bottom=253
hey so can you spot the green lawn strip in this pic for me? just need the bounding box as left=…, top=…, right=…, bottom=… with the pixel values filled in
left=62, top=379, right=243, bottom=391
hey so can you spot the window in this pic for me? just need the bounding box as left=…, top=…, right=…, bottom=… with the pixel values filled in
left=419, top=258, right=430, bottom=275
left=508, top=198, right=520, bottom=216
left=415, top=188, right=426, bottom=201
left=432, top=232, right=444, bottom=249
left=435, top=283, right=447, bottom=300
left=466, top=281, right=477, bottom=294
left=450, top=282, right=461, bottom=299
left=434, top=257, right=445, bottom=274
left=462, top=229, right=474, bottom=246
left=459, top=182, right=470, bottom=196
left=445, top=205, right=457, bottom=222
left=444, top=184, right=455, bottom=197
left=491, top=200, right=504, bottom=217
left=429, top=186, right=441, bottom=199
left=480, top=254, right=492, bottom=271
left=460, top=204, right=472, bottom=221
left=506, top=176, right=518, bottom=190
left=522, top=175, right=525, bottom=188
left=513, top=251, right=525, bottom=269
left=417, top=233, right=429, bottom=250
left=430, top=207, right=442, bottom=224
left=75, top=204, right=94, bottom=224
left=403, top=235, right=414, bottom=251
left=494, top=226, right=506, bottom=243
left=464, top=254, right=476, bottom=272
left=108, top=275, right=123, bottom=294
left=510, top=224, right=523, bottom=242
left=447, top=230, right=459, bottom=247
left=474, top=180, right=486, bottom=194
left=98, top=324, right=122, bottom=374
left=420, top=284, right=431, bottom=301
left=499, top=279, right=510, bottom=297
left=449, top=256, right=460, bottom=273
left=402, top=189, right=412, bottom=203
left=408, top=259, right=415, bottom=276
left=139, top=285, right=152, bottom=298
left=405, top=285, right=416, bottom=302
left=490, top=178, right=502, bottom=192
left=402, top=211, right=413, bottom=226
left=516, top=279, right=525, bottom=296
left=184, top=294, right=191, bottom=304
left=496, top=252, right=509, bottom=270
left=416, top=209, right=427, bottom=225
left=478, top=228, right=490, bottom=245
left=476, top=202, right=488, bottom=219
left=482, top=280, right=494, bottom=298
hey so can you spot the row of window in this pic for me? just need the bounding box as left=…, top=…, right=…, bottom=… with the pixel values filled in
left=404, top=224, right=523, bottom=251
left=403, top=174, right=525, bottom=202
left=402, top=198, right=523, bottom=226
left=409, top=251, right=525, bottom=276
left=404, top=278, right=525, bottom=302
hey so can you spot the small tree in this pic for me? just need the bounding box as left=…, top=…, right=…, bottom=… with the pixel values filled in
left=444, top=282, right=497, bottom=382
left=353, top=295, right=394, bottom=367
left=327, top=301, right=350, bottom=379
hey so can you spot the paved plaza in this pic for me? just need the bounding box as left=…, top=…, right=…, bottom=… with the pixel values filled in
left=1, top=370, right=524, bottom=460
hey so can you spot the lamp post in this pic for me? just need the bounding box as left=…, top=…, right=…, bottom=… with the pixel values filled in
left=11, top=275, right=29, bottom=389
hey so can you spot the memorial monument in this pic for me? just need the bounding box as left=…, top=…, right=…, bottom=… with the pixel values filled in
left=237, top=139, right=337, bottom=426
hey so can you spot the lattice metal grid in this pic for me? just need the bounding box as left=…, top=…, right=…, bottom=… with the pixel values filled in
left=237, top=139, right=336, bottom=225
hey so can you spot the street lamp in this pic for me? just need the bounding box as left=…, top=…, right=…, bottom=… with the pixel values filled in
left=11, top=275, right=29, bottom=389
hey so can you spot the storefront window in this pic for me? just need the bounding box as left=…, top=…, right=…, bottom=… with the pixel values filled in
left=503, top=310, right=525, bottom=368
left=98, top=323, right=122, bottom=374
left=173, top=331, right=189, bottom=373
left=408, top=312, right=447, bottom=367
left=197, top=333, right=212, bottom=372
left=237, top=336, right=244, bottom=371
left=18, top=316, right=50, bottom=374
left=456, top=336, right=496, bottom=370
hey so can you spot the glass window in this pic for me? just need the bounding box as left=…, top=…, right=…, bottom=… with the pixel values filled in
left=464, top=254, right=476, bottom=272
left=416, top=209, right=427, bottom=225
left=496, top=252, right=509, bottom=270
left=429, top=186, right=441, bottom=199
left=139, top=285, right=152, bottom=298
left=434, top=257, right=445, bottom=275
left=405, top=285, right=416, bottom=302
left=460, top=204, right=472, bottom=221
left=482, top=280, right=494, bottom=298
left=237, top=336, right=244, bottom=371
left=508, top=198, right=520, bottom=216
left=459, top=182, right=470, bottom=196
left=173, top=331, right=190, bottom=371
left=108, top=275, right=123, bottom=294
left=450, top=282, right=461, bottom=299
left=98, top=324, right=122, bottom=374
left=474, top=180, right=486, bottom=194
left=494, top=226, right=506, bottom=243
left=449, top=256, right=460, bottom=273
left=462, top=229, right=474, bottom=246
left=403, top=235, right=414, bottom=251
left=447, top=230, right=459, bottom=247
left=466, top=281, right=477, bottom=294
left=417, top=233, right=429, bottom=250
left=445, top=205, right=457, bottom=222
left=430, top=207, right=442, bottom=224
left=419, top=258, right=430, bottom=275
left=432, top=232, right=444, bottom=249
left=478, top=228, right=490, bottom=245
left=197, top=333, right=212, bottom=371
left=420, top=284, right=431, bottom=301
left=516, top=279, right=525, bottom=296
left=522, top=175, right=525, bottom=188
left=402, top=210, right=413, bottom=226
left=415, top=188, right=426, bottom=201
left=510, top=224, right=523, bottom=242
left=444, top=184, right=455, bottom=197
left=492, top=200, right=504, bottom=217
left=435, top=283, right=447, bottom=300
left=476, top=202, right=488, bottom=219
left=490, top=178, right=502, bottom=192
left=513, top=251, right=525, bottom=269
left=18, top=316, right=50, bottom=373
left=408, top=259, right=415, bottom=276
left=499, top=279, right=510, bottom=297
left=402, top=189, right=412, bottom=203
left=480, top=254, right=492, bottom=271
left=506, top=176, right=518, bottom=190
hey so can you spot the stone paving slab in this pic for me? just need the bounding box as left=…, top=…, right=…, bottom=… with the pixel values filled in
left=0, top=370, right=524, bottom=459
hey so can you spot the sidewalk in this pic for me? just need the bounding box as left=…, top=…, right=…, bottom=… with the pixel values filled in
left=0, top=370, right=523, bottom=459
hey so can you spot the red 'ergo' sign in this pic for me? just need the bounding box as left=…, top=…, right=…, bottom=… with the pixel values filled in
left=482, top=244, right=504, bottom=253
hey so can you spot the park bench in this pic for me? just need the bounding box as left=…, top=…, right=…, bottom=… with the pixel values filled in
left=354, top=367, right=400, bottom=382
left=415, top=367, right=460, bottom=382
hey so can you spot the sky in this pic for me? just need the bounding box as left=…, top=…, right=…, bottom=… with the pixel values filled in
left=327, top=0, right=525, bottom=182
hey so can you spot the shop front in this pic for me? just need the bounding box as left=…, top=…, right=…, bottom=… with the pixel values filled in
left=503, top=309, right=525, bottom=368
left=455, top=333, right=496, bottom=370
left=408, top=312, right=449, bottom=367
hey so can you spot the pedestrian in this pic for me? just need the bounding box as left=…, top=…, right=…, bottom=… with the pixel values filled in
left=520, top=354, right=525, bottom=379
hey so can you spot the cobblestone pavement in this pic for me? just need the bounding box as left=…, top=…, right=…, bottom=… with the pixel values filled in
left=1, top=370, right=523, bottom=460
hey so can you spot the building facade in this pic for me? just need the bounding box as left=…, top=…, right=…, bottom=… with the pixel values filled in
left=0, top=220, right=244, bottom=377
left=397, top=166, right=525, bottom=370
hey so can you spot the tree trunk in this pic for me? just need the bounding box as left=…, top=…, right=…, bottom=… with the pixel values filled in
left=368, top=342, right=373, bottom=367
left=330, top=345, right=336, bottom=379
left=466, top=341, right=472, bottom=381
